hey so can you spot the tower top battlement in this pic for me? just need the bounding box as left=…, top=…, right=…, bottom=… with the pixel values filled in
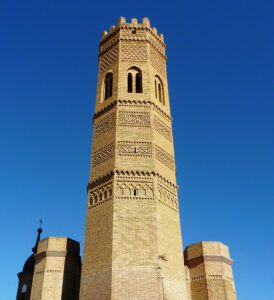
left=100, top=16, right=165, bottom=44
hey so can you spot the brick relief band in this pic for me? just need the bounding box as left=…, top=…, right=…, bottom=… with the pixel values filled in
left=99, top=45, right=119, bottom=72
left=116, top=180, right=154, bottom=199
left=92, top=143, right=115, bottom=167
left=121, top=42, right=148, bottom=62
left=157, top=183, right=178, bottom=211
left=155, top=145, right=174, bottom=170
left=118, top=111, right=151, bottom=127
left=89, top=181, right=113, bottom=208
left=100, top=36, right=119, bottom=53
left=185, top=255, right=233, bottom=267
left=93, top=113, right=115, bottom=137
left=153, top=116, right=172, bottom=141
left=149, top=45, right=166, bottom=76
left=118, top=141, right=152, bottom=157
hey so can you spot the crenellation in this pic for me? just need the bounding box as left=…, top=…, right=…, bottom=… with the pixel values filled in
left=117, top=16, right=126, bottom=26
left=142, top=17, right=150, bottom=27
left=100, top=16, right=165, bottom=48
left=131, top=18, right=138, bottom=26
left=109, top=25, right=116, bottom=32
left=101, top=30, right=108, bottom=39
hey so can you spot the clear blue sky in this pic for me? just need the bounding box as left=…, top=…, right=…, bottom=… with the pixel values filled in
left=0, top=1, right=273, bottom=299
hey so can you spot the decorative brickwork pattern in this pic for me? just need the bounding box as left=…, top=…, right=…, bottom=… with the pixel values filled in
left=150, top=45, right=166, bottom=76
left=153, top=117, right=172, bottom=141
left=121, top=42, right=147, bottom=62
left=93, top=113, right=115, bottom=138
left=120, top=28, right=147, bottom=40
left=99, top=45, right=119, bottom=72
left=157, top=183, right=178, bottom=211
left=155, top=145, right=174, bottom=170
left=116, top=181, right=154, bottom=199
left=118, top=141, right=152, bottom=157
left=100, top=36, right=119, bottom=53
left=92, top=143, right=114, bottom=167
left=89, top=182, right=113, bottom=208
left=118, top=111, right=151, bottom=127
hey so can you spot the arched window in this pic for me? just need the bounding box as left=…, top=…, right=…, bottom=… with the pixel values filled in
left=21, top=284, right=27, bottom=300
left=127, top=67, right=142, bottom=94
left=155, top=76, right=165, bottom=105
left=136, top=72, right=142, bottom=93
left=158, top=84, right=162, bottom=103
left=22, top=284, right=27, bottom=293
left=128, top=73, right=132, bottom=93
left=104, top=73, right=113, bottom=100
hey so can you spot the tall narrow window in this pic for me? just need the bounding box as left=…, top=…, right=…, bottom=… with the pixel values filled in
left=22, top=285, right=27, bottom=293
left=136, top=72, right=142, bottom=93
left=158, top=84, right=162, bottom=103
left=155, top=75, right=165, bottom=105
left=21, top=284, right=27, bottom=300
left=128, top=73, right=132, bottom=93
left=104, top=73, right=113, bottom=100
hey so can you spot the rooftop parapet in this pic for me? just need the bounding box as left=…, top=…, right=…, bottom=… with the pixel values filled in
left=100, top=17, right=165, bottom=44
left=36, top=237, right=80, bottom=255
left=184, top=241, right=231, bottom=261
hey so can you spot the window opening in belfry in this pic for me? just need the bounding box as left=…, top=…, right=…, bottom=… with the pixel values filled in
left=104, top=73, right=113, bottom=100
left=128, top=73, right=133, bottom=93
left=22, top=284, right=27, bottom=293
left=158, top=83, right=162, bottom=103
left=155, top=75, right=165, bottom=105
left=136, top=72, right=142, bottom=93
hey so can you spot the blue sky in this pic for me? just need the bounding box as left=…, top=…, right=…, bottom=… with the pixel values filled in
left=0, top=1, right=273, bottom=299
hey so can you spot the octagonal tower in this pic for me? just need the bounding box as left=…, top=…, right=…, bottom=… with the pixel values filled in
left=80, top=17, right=188, bottom=299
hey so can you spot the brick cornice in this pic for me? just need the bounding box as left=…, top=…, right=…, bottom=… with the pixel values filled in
left=93, top=99, right=172, bottom=122
left=185, top=255, right=233, bottom=267
left=87, top=170, right=178, bottom=191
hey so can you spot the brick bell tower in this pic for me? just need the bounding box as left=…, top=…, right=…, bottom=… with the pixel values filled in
left=80, top=17, right=188, bottom=299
